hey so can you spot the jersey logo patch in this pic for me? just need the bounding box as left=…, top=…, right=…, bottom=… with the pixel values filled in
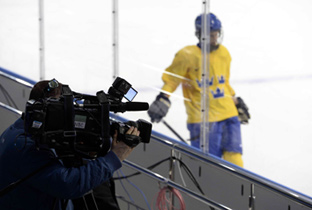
left=196, top=77, right=213, bottom=88
left=211, top=87, right=224, bottom=98
left=217, top=75, right=225, bottom=84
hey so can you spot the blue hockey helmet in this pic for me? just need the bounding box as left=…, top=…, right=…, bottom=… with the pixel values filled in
left=195, top=13, right=222, bottom=32
left=195, top=13, right=223, bottom=49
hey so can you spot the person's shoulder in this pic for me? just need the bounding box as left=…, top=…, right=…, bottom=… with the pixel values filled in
left=177, top=45, right=200, bottom=56
left=179, top=45, right=200, bottom=52
left=217, top=44, right=229, bottom=53
left=14, top=117, right=24, bottom=128
left=216, top=44, right=231, bottom=57
left=2, top=118, right=24, bottom=134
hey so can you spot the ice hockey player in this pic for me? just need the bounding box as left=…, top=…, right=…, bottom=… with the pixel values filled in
left=148, top=13, right=250, bottom=167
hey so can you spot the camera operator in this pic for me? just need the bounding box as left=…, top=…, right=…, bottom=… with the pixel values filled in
left=0, top=80, right=138, bottom=210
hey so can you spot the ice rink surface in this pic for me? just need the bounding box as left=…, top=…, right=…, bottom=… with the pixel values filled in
left=1, top=0, right=312, bottom=197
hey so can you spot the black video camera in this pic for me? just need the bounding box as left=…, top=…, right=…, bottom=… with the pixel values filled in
left=24, top=77, right=152, bottom=158
left=110, top=119, right=151, bottom=148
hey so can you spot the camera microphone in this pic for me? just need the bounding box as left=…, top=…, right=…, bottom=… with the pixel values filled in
left=110, top=102, right=149, bottom=112
left=125, top=102, right=149, bottom=111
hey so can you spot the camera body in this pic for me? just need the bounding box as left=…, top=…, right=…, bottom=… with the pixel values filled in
left=24, top=77, right=151, bottom=158
left=110, top=119, right=152, bottom=147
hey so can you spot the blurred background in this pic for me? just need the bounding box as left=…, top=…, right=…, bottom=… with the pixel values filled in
left=1, top=0, right=312, bottom=196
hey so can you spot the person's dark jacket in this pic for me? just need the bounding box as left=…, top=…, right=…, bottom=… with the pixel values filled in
left=0, top=118, right=121, bottom=210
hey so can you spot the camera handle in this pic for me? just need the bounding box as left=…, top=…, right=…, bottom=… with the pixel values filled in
left=96, top=91, right=111, bottom=156
left=63, top=85, right=77, bottom=150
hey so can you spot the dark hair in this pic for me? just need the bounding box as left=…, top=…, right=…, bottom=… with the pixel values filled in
left=29, top=79, right=62, bottom=101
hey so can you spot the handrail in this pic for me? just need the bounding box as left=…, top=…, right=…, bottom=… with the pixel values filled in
left=123, top=159, right=232, bottom=210
left=0, top=102, right=22, bottom=116
left=0, top=66, right=36, bottom=88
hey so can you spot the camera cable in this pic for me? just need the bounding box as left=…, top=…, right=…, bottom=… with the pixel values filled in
left=118, top=169, right=151, bottom=210
left=114, top=156, right=204, bottom=196
left=152, top=185, right=186, bottom=210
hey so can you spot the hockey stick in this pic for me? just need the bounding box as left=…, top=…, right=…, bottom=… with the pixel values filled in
left=162, top=120, right=187, bottom=144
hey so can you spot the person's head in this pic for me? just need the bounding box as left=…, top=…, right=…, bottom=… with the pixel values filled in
left=195, top=13, right=223, bottom=51
left=29, top=79, right=62, bottom=101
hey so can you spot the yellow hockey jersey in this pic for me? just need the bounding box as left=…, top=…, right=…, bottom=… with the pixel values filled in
left=161, top=45, right=238, bottom=123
